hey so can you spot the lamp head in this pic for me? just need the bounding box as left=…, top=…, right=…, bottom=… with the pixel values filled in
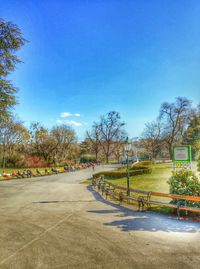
left=124, top=137, right=132, bottom=152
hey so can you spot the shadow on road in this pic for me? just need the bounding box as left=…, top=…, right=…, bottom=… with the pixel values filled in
left=87, top=185, right=200, bottom=233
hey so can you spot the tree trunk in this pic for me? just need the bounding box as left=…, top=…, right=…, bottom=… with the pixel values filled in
left=106, top=154, right=109, bottom=164
left=169, top=146, right=173, bottom=160
left=95, top=150, right=98, bottom=162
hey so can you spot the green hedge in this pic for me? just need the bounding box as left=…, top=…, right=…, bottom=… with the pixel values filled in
left=80, top=154, right=96, bottom=163
left=93, top=167, right=152, bottom=179
left=129, top=166, right=149, bottom=171
left=198, top=158, right=200, bottom=172
left=117, top=165, right=147, bottom=171
left=136, top=161, right=152, bottom=166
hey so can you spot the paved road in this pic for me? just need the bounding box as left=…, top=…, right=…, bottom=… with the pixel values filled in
left=0, top=165, right=200, bottom=269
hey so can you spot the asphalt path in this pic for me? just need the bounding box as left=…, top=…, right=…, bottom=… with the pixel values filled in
left=0, top=165, right=200, bottom=269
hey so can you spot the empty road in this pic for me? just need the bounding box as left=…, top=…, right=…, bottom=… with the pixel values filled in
left=0, top=165, right=200, bottom=269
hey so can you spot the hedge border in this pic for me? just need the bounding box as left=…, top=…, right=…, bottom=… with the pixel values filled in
left=93, top=167, right=152, bottom=179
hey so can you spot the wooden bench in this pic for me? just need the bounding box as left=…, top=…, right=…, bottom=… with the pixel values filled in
left=92, top=177, right=200, bottom=218
left=148, top=192, right=200, bottom=218
left=102, top=182, right=152, bottom=211
left=93, top=178, right=150, bottom=210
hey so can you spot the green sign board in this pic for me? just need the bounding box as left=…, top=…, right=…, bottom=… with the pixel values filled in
left=173, top=146, right=191, bottom=163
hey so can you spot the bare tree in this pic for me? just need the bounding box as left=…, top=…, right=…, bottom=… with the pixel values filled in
left=0, top=118, right=29, bottom=167
left=113, top=140, right=124, bottom=163
left=98, top=111, right=125, bottom=164
left=159, top=97, right=191, bottom=159
left=51, top=124, right=77, bottom=163
left=29, top=122, right=55, bottom=164
left=29, top=123, right=77, bottom=165
left=141, top=120, right=162, bottom=160
left=86, top=123, right=101, bottom=161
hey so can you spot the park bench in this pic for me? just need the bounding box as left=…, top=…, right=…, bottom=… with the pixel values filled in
left=51, top=168, right=58, bottom=174
left=2, top=174, right=12, bottom=180
left=100, top=181, right=116, bottom=199
left=114, top=187, right=152, bottom=210
left=63, top=166, right=69, bottom=172
left=92, top=177, right=200, bottom=219
left=93, top=178, right=150, bottom=209
left=99, top=179, right=151, bottom=209
left=148, top=192, right=200, bottom=218
left=36, top=169, right=43, bottom=176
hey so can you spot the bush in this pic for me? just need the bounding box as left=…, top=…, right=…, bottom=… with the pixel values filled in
left=117, top=165, right=147, bottom=171
left=80, top=154, right=96, bottom=163
left=198, top=158, right=200, bottom=172
left=93, top=167, right=152, bottom=179
left=135, top=161, right=152, bottom=166
left=23, top=156, right=48, bottom=168
left=129, top=165, right=150, bottom=171
left=167, top=169, right=200, bottom=207
left=4, top=155, right=25, bottom=168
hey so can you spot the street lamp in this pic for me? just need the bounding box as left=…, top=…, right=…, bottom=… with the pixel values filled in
left=124, top=137, right=132, bottom=196
left=132, top=137, right=139, bottom=162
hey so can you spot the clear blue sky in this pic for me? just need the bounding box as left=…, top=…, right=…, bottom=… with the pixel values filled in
left=1, top=0, right=200, bottom=140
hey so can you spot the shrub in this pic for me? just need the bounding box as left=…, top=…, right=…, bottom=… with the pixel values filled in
left=135, top=161, right=152, bottom=166
left=198, top=158, right=200, bottom=172
left=167, top=169, right=200, bottom=207
left=129, top=166, right=150, bottom=171
left=117, top=165, right=147, bottom=171
left=93, top=167, right=152, bottom=179
left=4, top=155, right=25, bottom=168
left=80, top=154, right=96, bottom=163
left=24, top=156, right=48, bottom=168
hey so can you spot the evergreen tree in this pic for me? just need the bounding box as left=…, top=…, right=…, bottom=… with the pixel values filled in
left=0, top=18, right=26, bottom=119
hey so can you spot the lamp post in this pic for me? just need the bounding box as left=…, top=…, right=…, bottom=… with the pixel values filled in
left=132, top=137, right=138, bottom=162
left=124, top=137, right=132, bottom=196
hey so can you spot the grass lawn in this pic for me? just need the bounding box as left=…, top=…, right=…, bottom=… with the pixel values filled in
left=107, top=163, right=175, bottom=206
left=109, top=163, right=173, bottom=194
left=84, top=163, right=173, bottom=197
left=89, top=162, right=199, bottom=194
left=86, top=162, right=199, bottom=215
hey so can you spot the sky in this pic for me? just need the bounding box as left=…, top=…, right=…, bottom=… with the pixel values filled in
left=1, top=0, right=200, bottom=140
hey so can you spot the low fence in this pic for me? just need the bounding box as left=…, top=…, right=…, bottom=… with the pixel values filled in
left=92, top=177, right=200, bottom=219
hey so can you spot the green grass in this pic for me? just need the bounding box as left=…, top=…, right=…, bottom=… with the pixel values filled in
left=84, top=163, right=173, bottom=195
left=85, top=162, right=200, bottom=216
left=85, top=163, right=173, bottom=203
left=109, top=163, right=172, bottom=193
left=109, top=163, right=175, bottom=208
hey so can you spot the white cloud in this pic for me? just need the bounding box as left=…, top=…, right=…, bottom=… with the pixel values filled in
left=57, top=119, right=82, bottom=127
left=60, top=112, right=71, bottom=118
left=66, top=120, right=82, bottom=126
left=60, top=112, right=81, bottom=118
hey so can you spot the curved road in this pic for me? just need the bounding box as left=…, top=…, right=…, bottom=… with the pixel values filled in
left=0, top=165, right=199, bottom=269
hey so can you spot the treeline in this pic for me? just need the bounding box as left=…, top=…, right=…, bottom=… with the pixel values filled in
left=1, top=98, right=198, bottom=168
left=0, top=110, right=126, bottom=167
left=0, top=120, right=79, bottom=167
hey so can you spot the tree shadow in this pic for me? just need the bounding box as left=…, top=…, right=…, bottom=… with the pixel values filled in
left=87, top=185, right=200, bottom=233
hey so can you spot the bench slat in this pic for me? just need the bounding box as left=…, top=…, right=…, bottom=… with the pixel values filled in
left=151, top=191, right=200, bottom=202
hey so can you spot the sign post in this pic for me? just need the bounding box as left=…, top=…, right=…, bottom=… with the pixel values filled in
left=173, top=146, right=192, bottom=170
